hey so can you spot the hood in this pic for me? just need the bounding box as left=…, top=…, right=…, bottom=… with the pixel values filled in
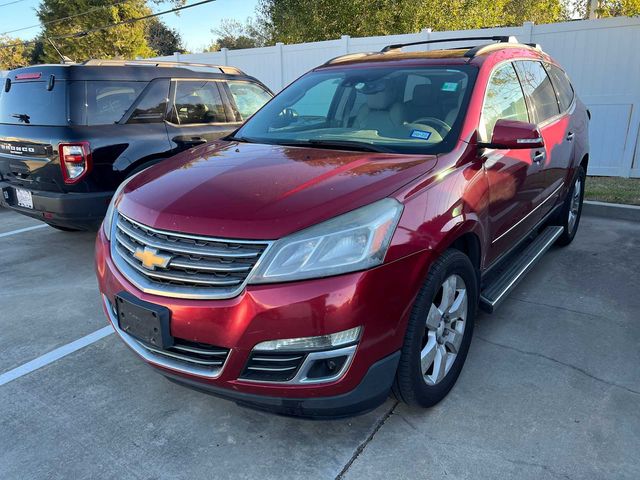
left=118, top=140, right=438, bottom=239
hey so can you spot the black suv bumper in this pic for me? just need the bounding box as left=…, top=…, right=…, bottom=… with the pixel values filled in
left=0, top=182, right=113, bottom=230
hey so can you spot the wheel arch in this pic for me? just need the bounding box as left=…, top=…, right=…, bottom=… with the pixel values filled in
left=430, top=221, right=484, bottom=287
left=580, top=153, right=589, bottom=173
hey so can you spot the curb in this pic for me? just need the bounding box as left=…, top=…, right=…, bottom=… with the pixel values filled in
left=583, top=200, right=640, bottom=222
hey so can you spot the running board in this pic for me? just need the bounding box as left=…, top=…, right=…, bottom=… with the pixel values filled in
left=480, top=226, right=563, bottom=313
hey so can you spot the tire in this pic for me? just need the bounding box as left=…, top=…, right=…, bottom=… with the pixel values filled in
left=47, top=224, right=82, bottom=232
left=393, top=249, right=477, bottom=408
left=553, top=166, right=585, bottom=246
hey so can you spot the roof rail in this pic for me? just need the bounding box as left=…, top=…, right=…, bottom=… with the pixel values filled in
left=82, top=59, right=245, bottom=75
left=463, top=38, right=543, bottom=58
left=380, top=35, right=519, bottom=53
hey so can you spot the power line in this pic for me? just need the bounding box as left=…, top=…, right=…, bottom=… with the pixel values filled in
left=0, top=0, right=30, bottom=8
left=1, top=0, right=131, bottom=37
left=0, top=0, right=216, bottom=49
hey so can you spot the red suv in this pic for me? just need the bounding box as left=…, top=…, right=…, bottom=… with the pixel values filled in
left=95, top=36, right=589, bottom=418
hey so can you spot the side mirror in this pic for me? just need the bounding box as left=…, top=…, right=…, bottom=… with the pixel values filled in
left=479, top=119, right=544, bottom=149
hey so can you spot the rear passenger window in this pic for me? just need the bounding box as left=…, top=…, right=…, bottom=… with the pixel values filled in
left=480, top=63, right=529, bottom=141
left=170, top=81, right=229, bottom=125
left=515, top=61, right=560, bottom=123
left=85, top=81, right=146, bottom=125
left=546, top=64, right=574, bottom=112
left=127, top=79, right=169, bottom=124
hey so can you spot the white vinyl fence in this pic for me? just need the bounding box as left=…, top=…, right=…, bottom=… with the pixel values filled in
left=155, top=17, right=640, bottom=177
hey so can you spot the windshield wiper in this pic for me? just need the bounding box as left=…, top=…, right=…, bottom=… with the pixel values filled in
left=225, top=135, right=256, bottom=144
left=280, top=139, right=392, bottom=153
left=11, top=113, right=30, bottom=124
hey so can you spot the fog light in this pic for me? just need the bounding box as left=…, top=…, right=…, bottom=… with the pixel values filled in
left=253, top=327, right=361, bottom=352
left=306, top=355, right=349, bottom=379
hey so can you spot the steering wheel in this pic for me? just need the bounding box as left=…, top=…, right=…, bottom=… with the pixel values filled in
left=413, top=117, right=452, bottom=137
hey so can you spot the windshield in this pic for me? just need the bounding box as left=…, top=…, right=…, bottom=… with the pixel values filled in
left=234, top=65, right=476, bottom=154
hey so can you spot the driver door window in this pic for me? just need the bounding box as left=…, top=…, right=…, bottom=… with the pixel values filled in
left=480, top=63, right=529, bottom=141
left=169, top=80, right=230, bottom=125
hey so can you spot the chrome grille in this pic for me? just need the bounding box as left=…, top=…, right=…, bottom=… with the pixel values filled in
left=111, top=212, right=271, bottom=300
left=241, top=352, right=306, bottom=382
left=145, top=339, right=230, bottom=369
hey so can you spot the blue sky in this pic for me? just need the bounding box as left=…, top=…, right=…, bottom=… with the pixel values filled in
left=0, top=0, right=260, bottom=52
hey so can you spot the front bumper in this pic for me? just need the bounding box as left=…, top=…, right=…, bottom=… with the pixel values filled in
left=0, top=181, right=113, bottom=230
left=96, top=228, right=432, bottom=417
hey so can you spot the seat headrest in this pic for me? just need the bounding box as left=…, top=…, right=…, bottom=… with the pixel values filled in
left=365, top=87, right=396, bottom=110
left=411, top=84, right=433, bottom=106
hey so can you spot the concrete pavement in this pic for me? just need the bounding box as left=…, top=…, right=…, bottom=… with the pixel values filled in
left=1, top=209, right=638, bottom=479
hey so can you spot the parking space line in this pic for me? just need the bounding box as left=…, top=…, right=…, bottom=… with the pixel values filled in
left=0, top=224, right=48, bottom=238
left=0, top=325, right=114, bottom=387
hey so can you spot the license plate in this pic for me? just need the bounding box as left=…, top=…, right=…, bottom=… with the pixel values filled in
left=15, top=188, right=33, bottom=209
left=115, top=292, right=173, bottom=349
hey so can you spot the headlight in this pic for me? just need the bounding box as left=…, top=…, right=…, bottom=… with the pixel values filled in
left=248, top=198, right=403, bottom=284
left=102, top=168, right=150, bottom=241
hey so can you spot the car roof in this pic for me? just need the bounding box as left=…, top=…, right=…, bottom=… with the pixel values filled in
left=316, top=39, right=549, bottom=70
left=8, top=60, right=263, bottom=84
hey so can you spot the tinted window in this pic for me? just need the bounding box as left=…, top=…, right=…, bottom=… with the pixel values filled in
left=480, top=63, right=529, bottom=141
left=170, top=81, right=229, bottom=125
left=515, top=61, right=560, bottom=123
left=227, top=81, right=271, bottom=119
left=546, top=64, right=574, bottom=112
left=0, top=81, right=68, bottom=126
left=84, top=81, right=146, bottom=125
left=127, top=79, right=169, bottom=124
left=234, top=66, right=475, bottom=155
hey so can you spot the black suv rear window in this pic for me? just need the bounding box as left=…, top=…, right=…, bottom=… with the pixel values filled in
left=0, top=81, right=68, bottom=126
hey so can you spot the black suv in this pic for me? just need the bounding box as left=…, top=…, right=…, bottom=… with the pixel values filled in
left=0, top=60, right=272, bottom=230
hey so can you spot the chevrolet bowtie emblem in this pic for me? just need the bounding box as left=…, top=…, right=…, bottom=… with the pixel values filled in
left=133, top=246, right=172, bottom=270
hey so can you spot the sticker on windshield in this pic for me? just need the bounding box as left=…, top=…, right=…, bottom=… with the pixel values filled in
left=441, top=82, right=458, bottom=92
left=410, top=129, right=432, bottom=141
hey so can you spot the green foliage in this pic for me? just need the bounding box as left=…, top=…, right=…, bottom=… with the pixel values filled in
left=205, top=19, right=266, bottom=51
left=146, top=18, right=185, bottom=55
left=254, top=0, right=570, bottom=44
left=569, top=0, right=639, bottom=19
left=595, top=0, right=640, bottom=16
left=36, top=0, right=156, bottom=63
left=0, top=36, right=32, bottom=70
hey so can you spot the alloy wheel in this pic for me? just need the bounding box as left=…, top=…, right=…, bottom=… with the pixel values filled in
left=421, top=274, right=468, bottom=386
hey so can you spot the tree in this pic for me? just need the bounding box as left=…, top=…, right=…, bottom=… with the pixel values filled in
left=0, top=36, right=32, bottom=70
left=254, top=0, right=570, bottom=44
left=576, top=0, right=640, bottom=18
left=205, top=19, right=265, bottom=51
left=36, top=0, right=156, bottom=63
left=146, top=17, right=185, bottom=55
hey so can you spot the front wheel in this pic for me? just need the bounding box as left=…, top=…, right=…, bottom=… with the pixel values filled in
left=554, top=166, right=585, bottom=246
left=393, top=249, right=477, bottom=408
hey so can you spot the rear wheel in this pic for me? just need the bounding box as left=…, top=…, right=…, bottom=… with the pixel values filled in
left=554, top=166, right=585, bottom=246
left=393, top=249, right=477, bottom=407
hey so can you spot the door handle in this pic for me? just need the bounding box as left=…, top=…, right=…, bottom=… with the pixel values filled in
left=566, top=132, right=574, bottom=141
left=172, top=136, right=207, bottom=147
left=532, top=151, right=546, bottom=164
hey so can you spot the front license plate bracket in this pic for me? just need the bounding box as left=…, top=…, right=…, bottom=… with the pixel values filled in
left=115, top=292, right=174, bottom=349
